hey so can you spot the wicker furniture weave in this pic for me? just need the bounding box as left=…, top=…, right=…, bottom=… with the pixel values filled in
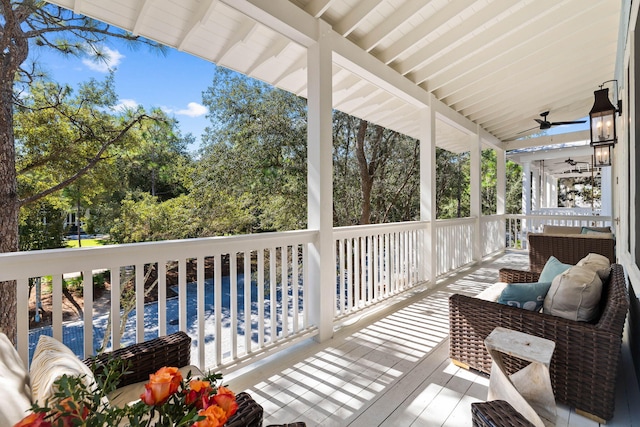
left=449, top=264, right=629, bottom=422
left=84, top=331, right=192, bottom=388
left=527, top=232, right=615, bottom=273
left=471, top=400, right=535, bottom=427
left=227, top=392, right=264, bottom=427
left=84, top=332, right=264, bottom=427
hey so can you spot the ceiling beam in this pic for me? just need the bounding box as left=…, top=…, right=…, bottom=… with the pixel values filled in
left=505, top=130, right=590, bottom=151
left=178, top=0, right=219, bottom=51
left=132, top=0, right=153, bottom=36
left=356, top=0, right=429, bottom=52
left=215, top=19, right=257, bottom=63
left=222, top=0, right=318, bottom=47
left=304, top=0, right=336, bottom=18
left=398, top=0, right=523, bottom=76
left=334, top=0, right=383, bottom=37
left=378, top=0, right=478, bottom=65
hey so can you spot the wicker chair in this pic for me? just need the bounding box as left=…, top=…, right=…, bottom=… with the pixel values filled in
left=471, top=401, right=534, bottom=427
left=84, top=332, right=263, bottom=427
left=449, top=264, right=629, bottom=422
left=527, top=232, right=615, bottom=273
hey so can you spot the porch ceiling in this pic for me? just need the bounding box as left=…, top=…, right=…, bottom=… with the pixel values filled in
left=46, top=0, right=622, bottom=154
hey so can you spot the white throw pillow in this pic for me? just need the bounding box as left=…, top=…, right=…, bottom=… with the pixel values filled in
left=0, top=333, right=32, bottom=426
left=30, top=335, right=98, bottom=405
left=543, top=265, right=603, bottom=322
left=576, top=253, right=611, bottom=281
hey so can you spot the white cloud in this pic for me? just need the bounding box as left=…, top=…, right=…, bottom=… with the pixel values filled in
left=82, top=46, right=125, bottom=73
left=175, top=102, right=207, bottom=117
left=112, top=99, right=139, bottom=112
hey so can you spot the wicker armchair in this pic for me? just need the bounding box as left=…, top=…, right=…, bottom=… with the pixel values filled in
left=84, top=331, right=193, bottom=388
left=527, top=232, right=615, bottom=273
left=449, top=264, right=629, bottom=422
left=84, top=332, right=263, bottom=427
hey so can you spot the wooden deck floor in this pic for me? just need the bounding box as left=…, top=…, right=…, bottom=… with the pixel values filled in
left=226, top=252, right=640, bottom=426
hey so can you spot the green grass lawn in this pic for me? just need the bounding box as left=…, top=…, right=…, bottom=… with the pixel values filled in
left=66, top=238, right=106, bottom=248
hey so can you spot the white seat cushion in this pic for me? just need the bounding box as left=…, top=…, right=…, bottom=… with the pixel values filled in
left=0, top=333, right=32, bottom=426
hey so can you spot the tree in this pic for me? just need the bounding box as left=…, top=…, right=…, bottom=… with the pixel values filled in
left=436, top=148, right=470, bottom=219
left=196, top=67, right=308, bottom=234
left=333, top=112, right=420, bottom=226
left=0, top=0, right=163, bottom=343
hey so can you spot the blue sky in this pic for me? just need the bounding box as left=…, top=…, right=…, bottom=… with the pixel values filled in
left=30, top=41, right=217, bottom=151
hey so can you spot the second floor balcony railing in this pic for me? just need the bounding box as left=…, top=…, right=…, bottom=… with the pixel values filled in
left=0, top=213, right=612, bottom=375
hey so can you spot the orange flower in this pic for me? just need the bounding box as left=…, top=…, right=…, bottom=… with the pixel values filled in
left=184, top=379, right=213, bottom=408
left=213, top=386, right=238, bottom=418
left=140, top=366, right=183, bottom=406
left=13, top=412, right=52, bottom=427
left=191, top=405, right=228, bottom=427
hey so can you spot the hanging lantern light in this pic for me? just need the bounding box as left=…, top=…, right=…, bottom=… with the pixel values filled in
left=589, top=82, right=621, bottom=167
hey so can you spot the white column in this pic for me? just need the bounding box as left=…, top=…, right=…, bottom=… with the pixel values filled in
left=470, top=131, right=482, bottom=262
left=522, top=162, right=532, bottom=216
left=420, top=102, right=436, bottom=286
left=307, top=20, right=333, bottom=342
left=497, top=148, right=506, bottom=249
left=531, top=165, right=540, bottom=212
left=548, top=175, right=558, bottom=207
left=497, top=149, right=506, bottom=215
left=601, top=167, right=612, bottom=216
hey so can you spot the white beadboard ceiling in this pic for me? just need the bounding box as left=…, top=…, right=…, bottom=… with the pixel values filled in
left=45, top=0, right=623, bottom=172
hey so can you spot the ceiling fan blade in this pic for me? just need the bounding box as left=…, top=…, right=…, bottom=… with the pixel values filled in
left=516, top=126, right=540, bottom=135
left=550, top=120, right=587, bottom=126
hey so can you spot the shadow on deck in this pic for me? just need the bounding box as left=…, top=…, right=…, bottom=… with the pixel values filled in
left=225, top=251, right=640, bottom=427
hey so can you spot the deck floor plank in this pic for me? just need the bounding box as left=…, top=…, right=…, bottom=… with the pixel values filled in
left=226, top=252, right=639, bottom=426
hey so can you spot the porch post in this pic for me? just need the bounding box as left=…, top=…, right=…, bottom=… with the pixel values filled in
left=470, top=130, right=482, bottom=262
left=601, top=167, right=612, bottom=216
left=307, top=20, right=333, bottom=342
left=497, top=148, right=506, bottom=215
left=419, top=102, right=437, bottom=286
left=522, top=161, right=531, bottom=244
left=531, top=164, right=539, bottom=212
left=548, top=174, right=558, bottom=207
left=497, top=148, right=506, bottom=249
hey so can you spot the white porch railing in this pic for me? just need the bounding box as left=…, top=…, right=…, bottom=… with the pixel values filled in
left=333, top=222, right=425, bottom=319
left=434, top=218, right=476, bottom=276
left=0, top=216, right=518, bottom=374
left=0, top=231, right=317, bottom=372
left=505, top=214, right=613, bottom=249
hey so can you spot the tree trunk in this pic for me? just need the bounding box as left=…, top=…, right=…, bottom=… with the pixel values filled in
left=0, top=73, right=20, bottom=344
left=0, top=0, right=30, bottom=343
left=356, top=120, right=372, bottom=224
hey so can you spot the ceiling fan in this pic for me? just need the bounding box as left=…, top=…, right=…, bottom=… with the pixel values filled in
left=560, top=158, right=588, bottom=166
left=534, top=111, right=586, bottom=130
left=519, top=111, right=587, bottom=134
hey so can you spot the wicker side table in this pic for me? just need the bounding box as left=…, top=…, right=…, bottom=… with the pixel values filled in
left=471, top=400, right=535, bottom=427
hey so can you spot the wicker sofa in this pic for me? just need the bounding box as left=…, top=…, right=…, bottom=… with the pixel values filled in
left=85, top=331, right=263, bottom=427
left=527, top=225, right=615, bottom=273
left=449, top=263, right=629, bottom=422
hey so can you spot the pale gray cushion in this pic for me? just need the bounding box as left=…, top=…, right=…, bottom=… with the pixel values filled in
left=0, top=333, right=32, bottom=426
left=577, top=253, right=612, bottom=281
left=543, top=265, right=603, bottom=322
